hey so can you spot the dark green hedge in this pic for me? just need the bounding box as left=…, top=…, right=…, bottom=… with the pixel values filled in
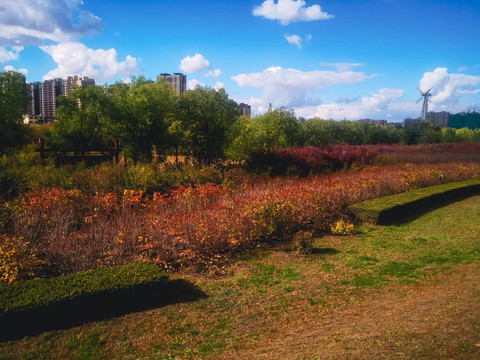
left=348, top=180, right=480, bottom=225
left=0, top=261, right=167, bottom=315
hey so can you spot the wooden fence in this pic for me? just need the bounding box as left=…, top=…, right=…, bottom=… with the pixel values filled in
left=36, top=138, right=121, bottom=165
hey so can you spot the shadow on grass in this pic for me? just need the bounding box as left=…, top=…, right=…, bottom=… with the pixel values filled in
left=311, top=247, right=340, bottom=255
left=379, top=189, right=480, bottom=226
left=0, top=279, right=207, bottom=342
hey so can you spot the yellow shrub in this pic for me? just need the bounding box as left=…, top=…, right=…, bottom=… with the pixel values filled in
left=330, top=220, right=355, bottom=236
left=0, top=234, right=40, bottom=283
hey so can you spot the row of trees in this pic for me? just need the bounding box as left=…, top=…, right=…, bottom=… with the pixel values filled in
left=50, top=77, right=239, bottom=164
left=2, top=71, right=480, bottom=163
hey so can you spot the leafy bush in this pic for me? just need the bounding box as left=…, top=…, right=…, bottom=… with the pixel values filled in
left=348, top=179, right=480, bottom=224
left=247, top=143, right=480, bottom=176
left=293, top=231, right=314, bottom=254
left=0, top=262, right=167, bottom=315
left=330, top=220, right=355, bottom=235
left=0, top=234, right=40, bottom=283
left=1, top=163, right=480, bottom=276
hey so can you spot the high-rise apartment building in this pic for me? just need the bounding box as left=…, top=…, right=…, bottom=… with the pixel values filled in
left=27, top=75, right=95, bottom=122
left=239, top=103, right=251, bottom=117
left=27, top=82, right=42, bottom=116
left=64, top=75, right=95, bottom=95
left=41, top=78, right=64, bottom=121
left=157, top=73, right=187, bottom=95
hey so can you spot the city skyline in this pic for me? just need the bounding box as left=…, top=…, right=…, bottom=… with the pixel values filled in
left=1, top=0, right=479, bottom=121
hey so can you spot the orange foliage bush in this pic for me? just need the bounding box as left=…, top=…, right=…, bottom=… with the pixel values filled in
left=2, top=162, right=480, bottom=276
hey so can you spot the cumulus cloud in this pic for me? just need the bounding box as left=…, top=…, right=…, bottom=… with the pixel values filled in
left=204, top=69, right=222, bottom=78
left=419, top=67, right=480, bottom=108
left=179, top=53, right=211, bottom=73
left=188, top=79, right=206, bottom=90
left=0, top=0, right=102, bottom=47
left=232, top=66, right=372, bottom=109
left=3, top=65, right=28, bottom=75
left=213, top=82, right=225, bottom=90
left=253, top=0, right=334, bottom=25
left=40, top=42, right=140, bottom=82
left=284, top=34, right=302, bottom=48
left=298, top=88, right=406, bottom=120
left=284, top=34, right=312, bottom=49
left=0, top=46, right=23, bottom=62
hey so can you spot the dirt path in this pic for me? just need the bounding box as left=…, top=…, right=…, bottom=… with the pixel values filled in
left=221, top=264, right=480, bottom=360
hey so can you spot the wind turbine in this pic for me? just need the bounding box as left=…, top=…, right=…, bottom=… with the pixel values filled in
left=417, top=88, right=432, bottom=120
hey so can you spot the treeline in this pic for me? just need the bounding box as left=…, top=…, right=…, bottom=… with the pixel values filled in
left=2, top=71, right=480, bottom=163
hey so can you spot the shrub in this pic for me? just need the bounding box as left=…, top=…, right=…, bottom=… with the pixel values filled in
left=0, top=261, right=167, bottom=315
left=293, top=231, right=314, bottom=254
left=330, top=220, right=355, bottom=235
left=2, top=162, right=480, bottom=276
left=0, top=234, right=40, bottom=283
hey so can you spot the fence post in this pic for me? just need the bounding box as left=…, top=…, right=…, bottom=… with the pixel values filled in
left=114, top=139, right=119, bottom=164
left=38, top=138, right=45, bottom=160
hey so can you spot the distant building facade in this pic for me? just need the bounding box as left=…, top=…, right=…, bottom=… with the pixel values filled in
left=26, top=76, right=95, bottom=123
left=239, top=103, right=251, bottom=117
left=27, top=81, right=42, bottom=117
left=157, top=73, right=187, bottom=95
left=403, top=117, right=422, bottom=127
left=41, top=78, right=64, bottom=121
left=426, top=111, right=450, bottom=128
left=64, top=75, right=95, bottom=95
left=357, top=118, right=387, bottom=126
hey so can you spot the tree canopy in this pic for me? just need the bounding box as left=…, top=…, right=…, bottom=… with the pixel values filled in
left=0, top=71, right=30, bottom=153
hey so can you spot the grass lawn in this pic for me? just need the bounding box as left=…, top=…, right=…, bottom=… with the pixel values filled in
left=1, top=195, right=480, bottom=359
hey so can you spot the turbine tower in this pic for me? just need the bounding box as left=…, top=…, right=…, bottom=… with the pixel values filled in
left=417, top=88, right=432, bottom=120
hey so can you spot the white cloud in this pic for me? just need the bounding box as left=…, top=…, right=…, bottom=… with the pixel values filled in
left=419, top=67, right=480, bottom=108
left=213, top=82, right=225, bottom=90
left=232, top=66, right=372, bottom=109
left=179, top=53, right=211, bottom=73
left=3, top=65, right=28, bottom=75
left=204, top=69, right=222, bottom=78
left=298, top=88, right=406, bottom=120
left=284, top=34, right=312, bottom=49
left=253, top=0, right=334, bottom=25
left=320, top=62, right=364, bottom=72
left=284, top=34, right=302, bottom=49
left=40, top=42, right=140, bottom=82
left=0, top=46, right=23, bottom=62
left=0, top=0, right=102, bottom=46
left=458, top=65, right=468, bottom=72
left=188, top=79, right=206, bottom=90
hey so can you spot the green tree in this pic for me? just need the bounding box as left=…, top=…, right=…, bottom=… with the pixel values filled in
left=441, top=127, right=458, bottom=143
left=107, top=77, right=178, bottom=163
left=52, top=85, right=110, bottom=153
left=179, top=87, right=239, bottom=164
left=255, top=107, right=299, bottom=149
left=0, top=71, right=30, bottom=153
left=226, top=115, right=263, bottom=160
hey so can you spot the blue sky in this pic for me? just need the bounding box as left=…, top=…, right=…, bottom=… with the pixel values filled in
left=1, top=0, right=480, bottom=121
